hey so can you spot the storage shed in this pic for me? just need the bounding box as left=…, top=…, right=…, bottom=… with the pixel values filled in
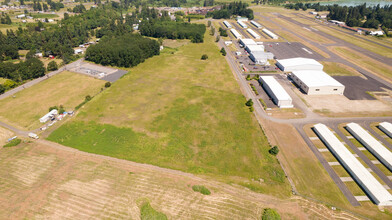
left=259, top=76, right=293, bottom=108
left=250, top=20, right=262, bottom=28
left=290, top=70, right=345, bottom=95
left=237, top=20, right=247, bottom=28
left=247, top=29, right=260, bottom=39
left=250, top=52, right=274, bottom=65
left=223, top=20, right=232, bottom=28
left=276, top=58, right=323, bottom=72
left=230, top=29, right=242, bottom=39
left=379, top=122, right=392, bottom=138
left=262, top=28, right=278, bottom=39
left=245, top=44, right=264, bottom=53
left=313, top=123, right=392, bottom=206
left=239, top=38, right=257, bottom=47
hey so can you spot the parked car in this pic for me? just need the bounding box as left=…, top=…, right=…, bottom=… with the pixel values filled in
left=28, top=133, right=39, bottom=139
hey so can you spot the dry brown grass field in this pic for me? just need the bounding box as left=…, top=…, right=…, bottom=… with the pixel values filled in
left=0, top=71, right=104, bottom=130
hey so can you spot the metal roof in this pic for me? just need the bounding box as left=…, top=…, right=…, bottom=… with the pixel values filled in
left=260, top=76, right=292, bottom=101
left=246, top=29, right=260, bottom=38
left=313, top=123, right=392, bottom=206
left=250, top=20, right=262, bottom=28
left=379, top=122, right=392, bottom=138
left=245, top=44, right=264, bottom=52
left=277, top=57, right=323, bottom=68
left=291, top=70, right=344, bottom=87
left=239, top=38, right=257, bottom=46
left=230, top=29, right=242, bottom=39
left=346, top=122, right=392, bottom=171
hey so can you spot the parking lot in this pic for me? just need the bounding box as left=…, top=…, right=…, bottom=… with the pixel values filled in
left=333, top=75, right=392, bottom=100
left=265, top=42, right=324, bottom=60
left=70, top=62, right=128, bottom=82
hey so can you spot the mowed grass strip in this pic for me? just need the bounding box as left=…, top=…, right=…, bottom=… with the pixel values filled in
left=330, top=46, right=392, bottom=82
left=321, top=61, right=359, bottom=76
left=316, top=25, right=392, bottom=58
left=48, top=32, right=288, bottom=194
left=0, top=71, right=104, bottom=130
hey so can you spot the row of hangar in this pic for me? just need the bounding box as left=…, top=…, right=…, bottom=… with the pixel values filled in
left=314, top=122, right=392, bottom=206
left=259, top=57, right=345, bottom=108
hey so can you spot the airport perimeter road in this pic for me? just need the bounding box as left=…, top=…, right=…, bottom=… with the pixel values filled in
left=0, top=58, right=84, bottom=101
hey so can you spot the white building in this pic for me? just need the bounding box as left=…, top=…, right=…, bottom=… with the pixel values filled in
left=40, top=109, right=58, bottom=123
left=245, top=44, right=264, bottom=54
left=346, top=123, right=392, bottom=172
left=223, top=20, right=232, bottom=28
left=276, top=57, right=323, bottom=72
left=237, top=20, right=247, bottom=28
left=239, top=38, right=257, bottom=47
left=16, top=14, right=25, bottom=19
left=259, top=76, right=293, bottom=108
left=236, top=16, right=248, bottom=22
left=230, top=29, right=242, bottom=39
left=247, top=29, right=260, bottom=39
left=250, top=20, right=262, bottom=29
left=250, top=52, right=273, bottom=65
left=262, top=28, right=278, bottom=39
left=369, top=30, right=384, bottom=36
left=290, top=70, right=345, bottom=95
left=379, top=122, right=392, bottom=138
left=74, top=49, right=84, bottom=54
left=313, top=123, right=392, bottom=206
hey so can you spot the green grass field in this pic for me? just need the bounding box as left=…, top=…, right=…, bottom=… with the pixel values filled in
left=321, top=61, right=359, bottom=76
left=0, top=71, right=104, bottom=130
left=48, top=31, right=290, bottom=196
left=30, top=13, right=59, bottom=19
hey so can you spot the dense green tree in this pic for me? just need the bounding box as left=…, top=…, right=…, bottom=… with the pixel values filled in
left=262, top=208, right=281, bottom=220
left=47, top=61, right=58, bottom=71
left=268, top=146, right=279, bottom=156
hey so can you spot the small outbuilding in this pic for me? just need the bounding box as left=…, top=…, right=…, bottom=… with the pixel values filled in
left=259, top=76, right=293, bottom=108
left=239, top=38, right=257, bottom=47
left=249, top=51, right=274, bottom=65
left=290, top=70, right=345, bottom=95
left=276, top=57, right=323, bottom=72
left=245, top=44, right=264, bottom=53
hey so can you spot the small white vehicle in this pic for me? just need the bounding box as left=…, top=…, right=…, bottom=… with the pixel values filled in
left=28, top=133, right=39, bottom=139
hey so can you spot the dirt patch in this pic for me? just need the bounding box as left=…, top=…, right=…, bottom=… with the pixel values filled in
left=0, top=126, right=14, bottom=146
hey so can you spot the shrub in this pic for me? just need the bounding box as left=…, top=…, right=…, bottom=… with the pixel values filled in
left=249, top=106, right=254, bottom=112
left=47, top=60, right=58, bottom=71
left=201, top=54, right=208, bottom=60
left=49, top=106, right=58, bottom=112
left=3, top=138, right=22, bottom=148
left=85, top=95, right=92, bottom=101
left=245, top=99, right=253, bottom=107
left=220, top=47, right=226, bottom=56
left=262, top=208, right=281, bottom=220
left=105, top=82, right=111, bottom=88
left=269, top=146, right=279, bottom=156
left=192, top=185, right=211, bottom=195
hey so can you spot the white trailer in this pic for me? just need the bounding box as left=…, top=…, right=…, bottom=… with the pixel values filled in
left=39, top=109, right=58, bottom=123
left=223, top=20, right=232, bottom=28
left=28, top=133, right=39, bottom=139
left=262, top=28, right=278, bottom=39
left=230, top=29, right=242, bottom=39
left=246, top=29, right=260, bottom=39
left=237, top=20, right=247, bottom=28
left=250, top=20, right=262, bottom=28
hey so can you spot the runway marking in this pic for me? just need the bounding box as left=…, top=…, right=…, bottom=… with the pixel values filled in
left=302, top=27, right=311, bottom=31
left=302, top=48, right=313, bottom=54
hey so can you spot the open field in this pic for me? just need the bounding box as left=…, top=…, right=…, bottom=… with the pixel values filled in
left=0, top=141, right=316, bottom=219
left=0, top=126, right=14, bottom=146
left=316, top=25, right=392, bottom=58
left=0, top=71, right=104, bottom=130
left=321, top=61, right=360, bottom=76
left=331, top=46, right=392, bottom=82
left=0, top=23, right=19, bottom=33
left=30, top=13, right=59, bottom=19
left=48, top=32, right=291, bottom=196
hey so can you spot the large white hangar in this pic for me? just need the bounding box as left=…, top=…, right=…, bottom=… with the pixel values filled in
left=290, top=70, right=345, bottom=95
left=276, top=57, right=323, bottom=72
left=259, top=76, right=293, bottom=108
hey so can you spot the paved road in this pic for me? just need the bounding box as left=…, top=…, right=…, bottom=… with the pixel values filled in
left=0, top=58, right=84, bottom=101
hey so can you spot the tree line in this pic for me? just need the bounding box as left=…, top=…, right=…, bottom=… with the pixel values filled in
left=85, top=33, right=160, bottom=67
left=285, top=3, right=392, bottom=29
left=206, top=1, right=254, bottom=19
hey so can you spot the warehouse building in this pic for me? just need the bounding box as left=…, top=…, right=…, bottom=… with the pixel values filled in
left=239, top=38, right=257, bottom=47
left=230, top=29, right=242, bottom=39
left=223, top=20, right=232, bottom=28
left=379, top=122, right=392, bottom=138
left=276, top=57, right=323, bottom=72
left=236, top=16, right=248, bottom=21
left=250, top=51, right=274, bottom=65
left=237, top=20, right=247, bottom=28
left=245, top=44, right=265, bottom=53
left=259, top=76, right=293, bottom=108
left=290, top=70, right=345, bottom=95
left=346, top=123, right=392, bottom=172
left=313, top=123, right=392, bottom=206
left=247, top=28, right=260, bottom=39
left=262, top=28, right=278, bottom=39
left=250, top=20, right=262, bottom=28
